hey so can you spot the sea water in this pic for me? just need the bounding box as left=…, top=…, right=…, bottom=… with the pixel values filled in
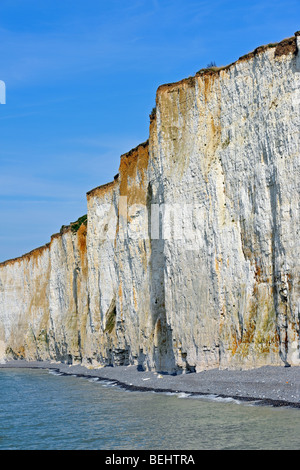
left=1, top=368, right=300, bottom=450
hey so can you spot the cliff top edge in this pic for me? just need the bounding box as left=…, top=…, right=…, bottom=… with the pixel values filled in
left=157, top=31, right=299, bottom=93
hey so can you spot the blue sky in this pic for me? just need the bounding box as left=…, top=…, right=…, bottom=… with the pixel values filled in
left=0, top=0, right=299, bottom=262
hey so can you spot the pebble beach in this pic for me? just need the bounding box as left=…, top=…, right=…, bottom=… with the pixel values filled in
left=1, top=360, right=300, bottom=408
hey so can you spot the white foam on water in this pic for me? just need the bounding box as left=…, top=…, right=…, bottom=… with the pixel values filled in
left=100, top=380, right=118, bottom=387
left=177, top=392, right=191, bottom=398
left=48, top=370, right=64, bottom=376
left=188, top=393, right=243, bottom=405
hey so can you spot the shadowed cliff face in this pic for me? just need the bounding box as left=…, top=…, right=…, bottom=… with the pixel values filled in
left=0, top=33, right=299, bottom=372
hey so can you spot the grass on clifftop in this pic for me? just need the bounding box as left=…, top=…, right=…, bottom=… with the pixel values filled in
left=60, top=214, right=87, bottom=234
left=71, top=215, right=87, bottom=233
left=149, top=106, right=156, bottom=121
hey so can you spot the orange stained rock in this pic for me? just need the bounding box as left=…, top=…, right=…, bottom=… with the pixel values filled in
left=119, top=141, right=149, bottom=206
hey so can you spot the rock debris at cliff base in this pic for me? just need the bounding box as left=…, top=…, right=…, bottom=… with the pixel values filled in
left=0, top=32, right=300, bottom=373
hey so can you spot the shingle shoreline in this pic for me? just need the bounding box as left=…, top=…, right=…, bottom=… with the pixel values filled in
left=1, top=360, right=300, bottom=408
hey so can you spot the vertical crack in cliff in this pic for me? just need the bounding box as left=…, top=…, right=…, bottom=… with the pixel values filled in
left=269, top=166, right=290, bottom=366
left=147, top=181, right=176, bottom=373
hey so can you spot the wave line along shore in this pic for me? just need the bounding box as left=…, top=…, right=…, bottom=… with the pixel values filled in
left=1, top=360, right=300, bottom=409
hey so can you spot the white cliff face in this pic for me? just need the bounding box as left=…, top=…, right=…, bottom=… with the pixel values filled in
left=151, top=34, right=300, bottom=370
left=0, top=225, right=88, bottom=364
left=0, top=33, right=299, bottom=372
left=0, top=247, right=50, bottom=361
left=48, top=227, right=88, bottom=363
left=85, top=144, right=154, bottom=369
left=85, top=179, right=120, bottom=365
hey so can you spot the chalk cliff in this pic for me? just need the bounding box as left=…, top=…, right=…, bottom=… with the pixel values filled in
left=0, top=32, right=300, bottom=372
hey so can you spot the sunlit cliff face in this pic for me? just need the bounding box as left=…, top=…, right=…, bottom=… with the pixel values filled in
left=0, top=33, right=299, bottom=372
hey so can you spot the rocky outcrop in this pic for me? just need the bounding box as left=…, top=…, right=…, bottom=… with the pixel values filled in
left=0, top=32, right=299, bottom=372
